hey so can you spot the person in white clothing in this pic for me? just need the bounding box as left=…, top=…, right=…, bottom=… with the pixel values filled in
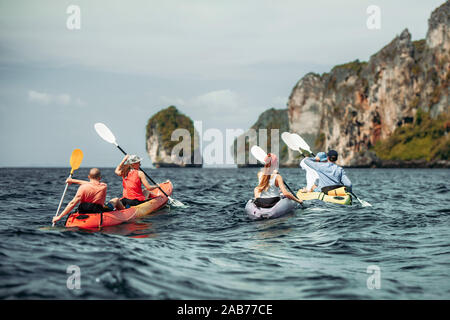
left=253, top=153, right=303, bottom=208
left=298, top=151, right=328, bottom=193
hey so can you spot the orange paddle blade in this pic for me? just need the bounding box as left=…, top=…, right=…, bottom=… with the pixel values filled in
left=70, top=149, right=84, bottom=174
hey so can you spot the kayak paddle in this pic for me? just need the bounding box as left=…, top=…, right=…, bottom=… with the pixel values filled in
left=281, top=132, right=305, bottom=157
left=250, top=145, right=303, bottom=206
left=288, top=133, right=372, bottom=207
left=53, top=148, right=84, bottom=226
left=281, top=132, right=315, bottom=157
left=94, top=122, right=185, bottom=208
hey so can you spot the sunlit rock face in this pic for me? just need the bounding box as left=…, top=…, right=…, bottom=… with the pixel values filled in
left=287, top=1, right=449, bottom=166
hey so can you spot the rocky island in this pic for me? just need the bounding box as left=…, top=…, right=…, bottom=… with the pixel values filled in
left=146, top=106, right=202, bottom=167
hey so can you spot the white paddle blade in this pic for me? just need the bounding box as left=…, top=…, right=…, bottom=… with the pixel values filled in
left=290, top=134, right=312, bottom=153
left=250, top=146, right=267, bottom=164
left=281, top=132, right=298, bottom=151
left=281, top=132, right=290, bottom=143
left=94, top=123, right=117, bottom=145
left=359, top=199, right=372, bottom=207
left=168, top=197, right=187, bottom=208
left=350, top=192, right=372, bottom=207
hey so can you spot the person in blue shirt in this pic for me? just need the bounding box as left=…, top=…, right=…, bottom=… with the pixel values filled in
left=303, top=150, right=352, bottom=192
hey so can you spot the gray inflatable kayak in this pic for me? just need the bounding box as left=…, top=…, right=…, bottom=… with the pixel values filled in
left=245, top=197, right=297, bottom=220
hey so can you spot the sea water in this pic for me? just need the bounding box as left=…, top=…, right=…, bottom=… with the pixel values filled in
left=0, top=167, right=449, bottom=299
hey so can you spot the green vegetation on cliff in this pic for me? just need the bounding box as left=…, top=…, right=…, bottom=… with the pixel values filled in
left=146, top=106, right=196, bottom=152
left=250, top=108, right=288, bottom=133
left=253, top=108, right=290, bottom=162
left=412, top=39, right=426, bottom=55
left=373, top=110, right=450, bottom=161
left=233, top=108, right=289, bottom=165
left=315, top=132, right=326, bottom=151
left=331, top=59, right=368, bottom=75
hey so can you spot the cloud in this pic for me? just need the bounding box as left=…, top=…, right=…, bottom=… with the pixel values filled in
left=27, top=90, right=85, bottom=106
left=158, top=90, right=242, bottom=118
left=158, top=89, right=243, bottom=122
left=192, top=89, right=240, bottom=113
left=28, top=90, right=52, bottom=105
left=158, top=95, right=186, bottom=107
left=158, top=89, right=262, bottom=130
left=271, top=96, right=288, bottom=108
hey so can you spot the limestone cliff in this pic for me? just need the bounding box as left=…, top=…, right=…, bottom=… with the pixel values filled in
left=287, top=1, right=449, bottom=167
left=146, top=106, right=202, bottom=167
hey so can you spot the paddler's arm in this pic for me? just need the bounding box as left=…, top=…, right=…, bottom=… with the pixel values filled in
left=341, top=169, right=352, bottom=192
left=66, top=178, right=88, bottom=185
left=303, top=157, right=321, bottom=171
left=52, top=194, right=81, bottom=223
left=137, top=171, right=158, bottom=191
left=115, top=155, right=129, bottom=176
left=276, top=175, right=303, bottom=205
left=253, top=187, right=261, bottom=199
left=254, top=172, right=262, bottom=198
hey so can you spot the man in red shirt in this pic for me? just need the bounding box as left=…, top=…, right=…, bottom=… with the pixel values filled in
left=52, top=168, right=108, bottom=224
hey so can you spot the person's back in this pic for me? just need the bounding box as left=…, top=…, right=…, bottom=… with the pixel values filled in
left=110, top=154, right=159, bottom=210
left=303, top=161, right=345, bottom=188
left=303, top=150, right=352, bottom=191
left=76, top=179, right=107, bottom=212
left=253, top=153, right=303, bottom=208
left=257, top=172, right=280, bottom=198
left=122, top=169, right=145, bottom=201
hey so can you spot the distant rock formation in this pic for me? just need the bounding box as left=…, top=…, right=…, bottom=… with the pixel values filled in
left=285, top=1, right=449, bottom=167
left=232, top=108, right=289, bottom=167
left=146, top=106, right=202, bottom=167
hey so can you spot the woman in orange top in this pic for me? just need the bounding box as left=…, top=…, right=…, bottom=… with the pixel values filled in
left=110, top=154, right=159, bottom=210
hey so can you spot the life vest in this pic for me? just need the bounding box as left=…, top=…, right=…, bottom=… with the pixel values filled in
left=122, top=170, right=146, bottom=201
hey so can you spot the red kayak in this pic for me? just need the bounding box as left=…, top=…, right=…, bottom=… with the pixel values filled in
left=65, top=181, right=173, bottom=229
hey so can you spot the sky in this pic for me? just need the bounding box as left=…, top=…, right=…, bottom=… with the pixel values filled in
left=0, top=0, right=445, bottom=167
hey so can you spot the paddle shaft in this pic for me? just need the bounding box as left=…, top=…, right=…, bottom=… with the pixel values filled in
left=349, top=191, right=363, bottom=203
left=303, top=148, right=315, bottom=157
left=283, top=179, right=302, bottom=203
left=115, top=145, right=170, bottom=198
left=53, top=173, right=72, bottom=226
left=274, top=170, right=301, bottom=203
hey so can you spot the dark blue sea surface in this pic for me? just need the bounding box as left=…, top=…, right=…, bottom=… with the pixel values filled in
left=0, top=167, right=449, bottom=299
